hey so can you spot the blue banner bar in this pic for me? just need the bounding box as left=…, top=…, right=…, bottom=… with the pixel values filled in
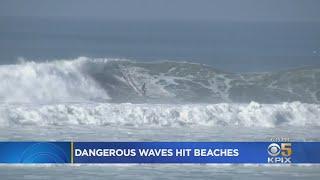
left=0, top=142, right=71, bottom=163
left=0, top=142, right=319, bottom=164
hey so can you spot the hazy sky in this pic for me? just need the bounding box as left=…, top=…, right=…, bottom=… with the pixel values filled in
left=1, top=0, right=320, bottom=22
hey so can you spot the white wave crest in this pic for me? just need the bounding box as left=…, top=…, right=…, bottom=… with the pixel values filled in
left=1, top=57, right=319, bottom=104
left=1, top=102, right=319, bottom=127
left=0, top=57, right=110, bottom=103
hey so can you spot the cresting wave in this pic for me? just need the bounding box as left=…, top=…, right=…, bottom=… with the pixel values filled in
left=1, top=102, right=319, bottom=127
left=0, top=57, right=320, bottom=103
left=0, top=57, right=110, bottom=103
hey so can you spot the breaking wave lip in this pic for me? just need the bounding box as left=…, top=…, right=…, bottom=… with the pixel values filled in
left=0, top=57, right=111, bottom=103
left=1, top=101, right=319, bottom=128
left=0, top=56, right=319, bottom=104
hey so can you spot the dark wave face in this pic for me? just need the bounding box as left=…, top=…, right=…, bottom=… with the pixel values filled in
left=0, top=57, right=319, bottom=104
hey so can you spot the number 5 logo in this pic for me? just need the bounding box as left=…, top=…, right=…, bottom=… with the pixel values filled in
left=281, top=143, right=292, bottom=156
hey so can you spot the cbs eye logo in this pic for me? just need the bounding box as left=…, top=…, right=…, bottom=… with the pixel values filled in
left=268, top=143, right=292, bottom=156
left=267, top=143, right=292, bottom=163
left=268, top=143, right=281, bottom=156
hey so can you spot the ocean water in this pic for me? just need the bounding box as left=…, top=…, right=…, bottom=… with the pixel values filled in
left=0, top=58, right=319, bottom=179
left=1, top=17, right=320, bottom=72
left=0, top=18, right=320, bottom=179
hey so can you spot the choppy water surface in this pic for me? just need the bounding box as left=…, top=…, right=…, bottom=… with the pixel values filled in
left=1, top=164, right=320, bottom=180
left=0, top=59, right=319, bottom=179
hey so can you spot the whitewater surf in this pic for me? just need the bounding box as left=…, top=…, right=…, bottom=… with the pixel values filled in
left=0, top=57, right=319, bottom=178
left=0, top=57, right=318, bottom=128
left=1, top=57, right=320, bottom=104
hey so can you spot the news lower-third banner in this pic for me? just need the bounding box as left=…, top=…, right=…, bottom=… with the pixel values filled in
left=0, top=142, right=319, bottom=164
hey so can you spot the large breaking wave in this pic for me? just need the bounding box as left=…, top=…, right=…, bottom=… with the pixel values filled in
left=1, top=102, right=319, bottom=127
left=0, top=57, right=319, bottom=127
left=0, top=57, right=320, bottom=103
left=0, top=58, right=109, bottom=103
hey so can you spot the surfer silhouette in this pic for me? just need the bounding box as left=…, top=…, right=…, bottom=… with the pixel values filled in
left=141, top=83, right=146, bottom=96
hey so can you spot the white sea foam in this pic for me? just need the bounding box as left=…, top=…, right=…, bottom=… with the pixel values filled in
left=0, top=57, right=319, bottom=103
left=0, top=57, right=109, bottom=103
left=1, top=102, right=319, bottom=127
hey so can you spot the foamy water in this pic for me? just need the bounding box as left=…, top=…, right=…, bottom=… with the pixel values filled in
left=0, top=57, right=319, bottom=103
left=0, top=58, right=319, bottom=179
left=1, top=102, right=319, bottom=127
